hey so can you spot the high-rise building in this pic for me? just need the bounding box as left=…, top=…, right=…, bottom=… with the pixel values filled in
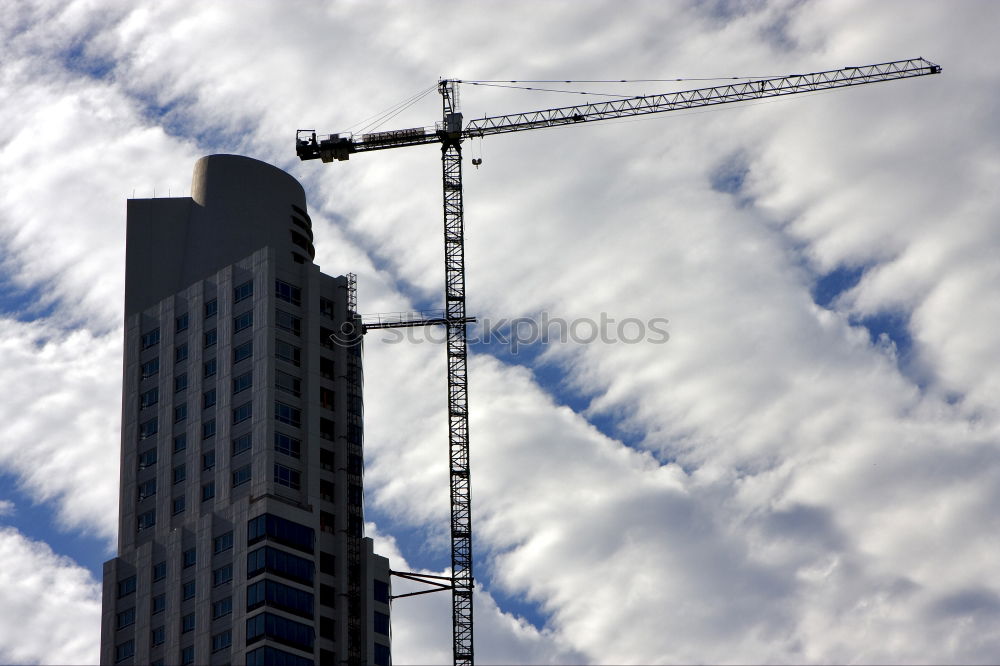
left=100, top=154, right=391, bottom=666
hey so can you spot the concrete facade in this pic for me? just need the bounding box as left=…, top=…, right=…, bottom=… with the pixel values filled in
left=101, top=155, right=390, bottom=666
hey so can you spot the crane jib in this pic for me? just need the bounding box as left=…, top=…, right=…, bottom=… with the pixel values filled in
left=297, top=57, right=939, bottom=161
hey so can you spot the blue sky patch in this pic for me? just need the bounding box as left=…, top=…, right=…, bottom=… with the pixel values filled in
left=812, top=264, right=865, bottom=308
left=0, top=473, right=110, bottom=579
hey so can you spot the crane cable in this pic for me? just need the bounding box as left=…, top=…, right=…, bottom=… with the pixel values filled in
left=345, top=83, right=438, bottom=137
left=456, top=75, right=783, bottom=98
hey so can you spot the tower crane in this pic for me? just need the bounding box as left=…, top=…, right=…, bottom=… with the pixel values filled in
left=296, top=57, right=940, bottom=666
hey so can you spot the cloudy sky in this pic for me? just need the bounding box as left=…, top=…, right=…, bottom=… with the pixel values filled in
left=2, top=0, right=1000, bottom=663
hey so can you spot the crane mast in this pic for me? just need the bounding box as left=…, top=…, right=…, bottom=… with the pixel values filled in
left=298, top=57, right=940, bottom=666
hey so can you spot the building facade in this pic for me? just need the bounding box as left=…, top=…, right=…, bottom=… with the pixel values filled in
left=100, top=154, right=391, bottom=666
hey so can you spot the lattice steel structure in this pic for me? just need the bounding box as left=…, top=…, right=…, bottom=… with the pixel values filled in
left=296, top=56, right=941, bottom=666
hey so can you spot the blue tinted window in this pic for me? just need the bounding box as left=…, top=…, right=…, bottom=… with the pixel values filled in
left=234, top=340, right=253, bottom=364
left=234, top=311, right=253, bottom=333
left=141, top=358, right=159, bottom=379
left=233, top=371, right=253, bottom=394
left=232, top=433, right=252, bottom=456
left=275, top=432, right=301, bottom=458
left=141, top=328, right=160, bottom=349
left=117, top=576, right=136, bottom=598
left=212, top=597, right=232, bottom=619
left=233, top=464, right=251, bottom=487
left=234, top=280, right=253, bottom=303
left=139, top=417, right=158, bottom=440
left=275, top=280, right=301, bottom=306
left=114, top=639, right=134, bottom=663
left=246, top=611, right=314, bottom=650
left=247, top=546, right=314, bottom=585
left=248, top=514, right=314, bottom=553
left=233, top=401, right=252, bottom=424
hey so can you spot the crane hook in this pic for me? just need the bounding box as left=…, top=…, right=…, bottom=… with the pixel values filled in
left=471, top=157, right=482, bottom=168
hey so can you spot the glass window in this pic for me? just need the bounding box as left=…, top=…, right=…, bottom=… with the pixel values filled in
left=140, top=387, right=159, bottom=410
left=204, top=358, right=216, bottom=377
left=275, top=280, right=301, bottom=306
left=117, top=575, right=136, bottom=598
left=320, top=356, right=334, bottom=379
left=204, top=299, right=218, bottom=318
left=246, top=647, right=314, bottom=666
left=181, top=645, right=194, bottom=666
left=276, top=310, right=301, bottom=335
left=203, top=450, right=215, bottom=470
left=274, top=464, right=301, bottom=490
left=172, top=495, right=185, bottom=515
left=233, top=340, right=253, bottom=364
left=137, top=509, right=156, bottom=531
left=275, top=402, right=301, bottom=427
left=233, top=401, right=252, bottom=424
left=138, top=448, right=157, bottom=470
left=141, top=328, right=160, bottom=350
left=275, top=340, right=300, bottom=366
left=213, top=564, right=233, bottom=587
left=212, top=629, right=232, bottom=652
left=247, top=579, right=315, bottom=618
left=202, top=419, right=216, bottom=439
left=247, top=546, right=314, bottom=585
left=203, top=389, right=217, bottom=408
left=234, top=280, right=253, bottom=303
left=173, top=433, right=187, bottom=453
left=182, top=580, right=196, bottom=600
left=204, top=329, right=217, bottom=348
left=374, top=610, right=390, bottom=635
left=114, top=639, right=134, bottom=663
left=233, top=371, right=253, bottom=394
left=245, top=611, right=314, bottom=651
left=175, top=342, right=188, bottom=362
left=173, top=464, right=186, bottom=484
left=137, top=478, right=156, bottom=501
left=214, top=531, right=233, bottom=553
left=320, top=448, right=334, bottom=471
left=139, top=417, right=158, bottom=440
left=152, top=561, right=166, bottom=582
left=320, top=387, right=335, bottom=410
left=232, top=464, right=251, bottom=488
left=275, top=432, right=301, bottom=458
left=247, top=514, right=314, bottom=553
left=174, top=403, right=187, bottom=423
left=275, top=370, right=301, bottom=397
left=234, top=311, right=253, bottom=333
left=116, top=607, right=135, bottom=629
left=141, top=357, right=159, bottom=379
left=151, top=625, right=165, bottom=646
left=201, top=482, right=215, bottom=502
left=374, top=643, right=390, bottom=666
left=176, top=313, right=189, bottom=332
left=174, top=373, right=188, bottom=393
left=182, top=612, right=195, bottom=633
left=183, top=547, right=196, bottom=568
left=320, top=297, right=336, bottom=319
left=212, top=597, right=232, bottom=619
left=374, top=579, right=390, bottom=604
left=152, top=593, right=166, bottom=614
left=232, top=433, right=252, bottom=456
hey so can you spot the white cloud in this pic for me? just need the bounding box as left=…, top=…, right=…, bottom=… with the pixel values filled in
left=0, top=526, right=101, bottom=665
left=0, top=499, right=14, bottom=517
left=2, top=0, right=1000, bottom=663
